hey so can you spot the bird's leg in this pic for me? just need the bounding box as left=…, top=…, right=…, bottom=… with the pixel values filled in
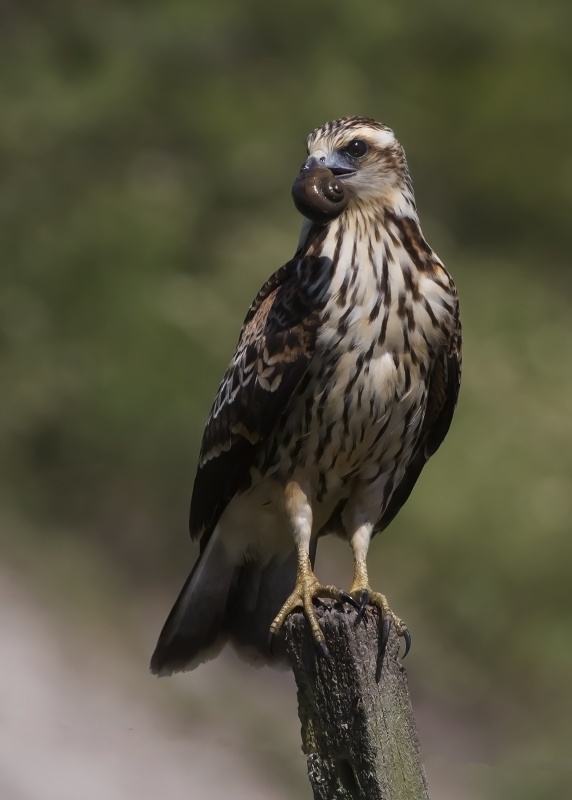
left=348, top=524, right=411, bottom=659
left=269, top=479, right=355, bottom=655
left=269, top=547, right=350, bottom=655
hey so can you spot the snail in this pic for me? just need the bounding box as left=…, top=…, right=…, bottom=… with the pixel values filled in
left=291, top=166, right=349, bottom=225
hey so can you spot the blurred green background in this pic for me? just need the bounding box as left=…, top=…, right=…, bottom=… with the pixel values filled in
left=2, top=1, right=572, bottom=798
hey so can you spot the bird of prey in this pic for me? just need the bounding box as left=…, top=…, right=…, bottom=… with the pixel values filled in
left=151, top=116, right=461, bottom=676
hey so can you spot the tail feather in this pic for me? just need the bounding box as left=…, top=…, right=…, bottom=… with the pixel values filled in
left=151, top=533, right=318, bottom=675
left=225, top=551, right=297, bottom=665
left=150, top=530, right=235, bottom=676
left=226, top=535, right=317, bottom=664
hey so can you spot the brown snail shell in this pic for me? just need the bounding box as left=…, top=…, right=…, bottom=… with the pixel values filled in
left=291, top=166, right=349, bottom=225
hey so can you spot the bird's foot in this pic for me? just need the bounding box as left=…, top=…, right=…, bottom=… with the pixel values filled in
left=269, top=575, right=359, bottom=656
left=350, top=587, right=411, bottom=663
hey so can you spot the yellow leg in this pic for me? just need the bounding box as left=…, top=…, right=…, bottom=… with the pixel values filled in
left=269, top=548, right=351, bottom=653
left=269, top=477, right=354, bottom=654
left=349, top=547, right=410, bottom=659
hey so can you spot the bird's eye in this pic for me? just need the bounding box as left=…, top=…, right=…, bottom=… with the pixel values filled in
left=344, top=139, right=368, bottom=159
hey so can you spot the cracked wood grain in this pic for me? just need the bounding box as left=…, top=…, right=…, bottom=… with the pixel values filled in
left=284, top=601, right=430, bottom=800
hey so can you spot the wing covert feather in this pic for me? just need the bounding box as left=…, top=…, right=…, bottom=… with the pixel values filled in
left=374, top=295, right=462, bottom=534
left=190, top=259, right=320, bottom=543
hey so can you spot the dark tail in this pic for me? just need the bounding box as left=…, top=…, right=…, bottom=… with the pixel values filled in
left=150, top=531, right=299, bottom=676
left=150, top=530, right=236, bottom=675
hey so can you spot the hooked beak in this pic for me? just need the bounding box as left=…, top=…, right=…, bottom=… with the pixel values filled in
left=301, top=155, right=356, bottom=180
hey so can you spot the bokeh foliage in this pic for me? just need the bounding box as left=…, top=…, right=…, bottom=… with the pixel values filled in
left=1, top=1, right=571, bottom=796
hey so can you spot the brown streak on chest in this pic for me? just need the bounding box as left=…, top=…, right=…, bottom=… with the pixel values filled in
left=387, top=213, right=433, bottom=272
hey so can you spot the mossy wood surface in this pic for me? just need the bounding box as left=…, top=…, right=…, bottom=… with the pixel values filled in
left=285, top=603, right=430, bottom=800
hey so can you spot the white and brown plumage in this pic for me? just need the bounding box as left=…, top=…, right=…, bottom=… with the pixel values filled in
left=151, top=116, right=461, bottom=675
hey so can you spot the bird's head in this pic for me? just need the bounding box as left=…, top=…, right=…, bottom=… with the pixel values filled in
left=292, top=116, right=411, bottom=224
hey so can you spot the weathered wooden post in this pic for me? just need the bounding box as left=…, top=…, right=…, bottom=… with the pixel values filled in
left=285, top=602, right=430, bottom=800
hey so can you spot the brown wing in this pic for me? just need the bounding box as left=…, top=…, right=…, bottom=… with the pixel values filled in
left=374, top=297, right=462, bottom=534
left=189, top=258, right=320, bottom=544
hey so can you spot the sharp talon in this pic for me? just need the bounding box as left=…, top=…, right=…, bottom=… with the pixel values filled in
left=339, top=591, right=360, bottom=611
left=269, top=574, right=350, bottom=656
left=401, top=628, right=412, bottom=658
left=355, top=589, right=369, bottom=624
left=267, top=631, right=275, bottom=655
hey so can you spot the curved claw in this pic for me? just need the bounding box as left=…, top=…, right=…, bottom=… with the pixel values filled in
left=267, top=630, right=275, bottom=656
left=355, top=589, right=370, bottom=625
left=401, top=628, right=412, bottom=658
left=339, top=591, right=361, bottom=611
